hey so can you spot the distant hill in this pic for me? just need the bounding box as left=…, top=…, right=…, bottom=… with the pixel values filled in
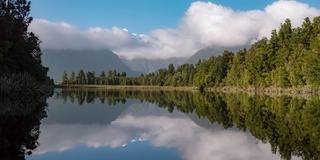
left=185, top=46, right=245, bottom=65
left=42, top=49, right=139, bottom=83
left=121, top=57, right=186, bottom=74
left=185, top=46, right=225, bottom=65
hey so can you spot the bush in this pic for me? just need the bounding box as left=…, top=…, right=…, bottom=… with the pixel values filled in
left=0, top=73, right=43, bottom=98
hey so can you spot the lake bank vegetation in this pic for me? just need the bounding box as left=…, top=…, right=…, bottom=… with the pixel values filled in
left=56, top=84, right=197, bottom=91
left=61, top=16, right=320, bottom=95
left=0, top=0, right=53, bottom=97
left=0, top=73, right=43, bottom=99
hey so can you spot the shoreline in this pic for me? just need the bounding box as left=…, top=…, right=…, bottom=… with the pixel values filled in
left=212, top=86, right=320, bottom=98
left=55, top=84, right=198, bottom=91
left=56, top=84, right=320, bottom=97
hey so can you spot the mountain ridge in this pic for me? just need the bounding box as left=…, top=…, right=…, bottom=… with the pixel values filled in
left=42, top=49, right=140, bottom=82
left=185, top=46, right=247, bottom=65
left=121, top=57, right=186, bottom=74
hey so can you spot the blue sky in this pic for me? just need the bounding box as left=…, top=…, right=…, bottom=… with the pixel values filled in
left=29, top=0, right=320, bottom=59
left=30, top=0, right=319, bottom=34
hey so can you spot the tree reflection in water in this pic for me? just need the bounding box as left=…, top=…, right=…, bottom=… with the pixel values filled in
left=0, top=97, right=47, bottom=160
left=59, top=88, right=320, bottom=160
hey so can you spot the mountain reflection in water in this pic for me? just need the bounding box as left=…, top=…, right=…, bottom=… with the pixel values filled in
left=22, top=89, right=320, bottom=160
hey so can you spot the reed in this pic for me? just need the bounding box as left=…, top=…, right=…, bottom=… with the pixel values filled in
left=0, top=73, right=43, bottom=99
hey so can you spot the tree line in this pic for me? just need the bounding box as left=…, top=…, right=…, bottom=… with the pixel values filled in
left=61, top=69, right=140, bottom=85
left=62, top=16, right=320, bottom=89
left=225, top=17, right=320, bottom=88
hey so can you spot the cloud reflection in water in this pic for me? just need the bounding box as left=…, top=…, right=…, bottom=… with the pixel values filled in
left=34, top=103, right=298, bottom=160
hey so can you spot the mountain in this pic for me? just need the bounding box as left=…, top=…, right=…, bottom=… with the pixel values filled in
left=185, top=46, right=225, bottom=65
left=42, top=49, right=140, bottom=83
left=121, top=57, right=186, bottom=74
left=185, top=46, right=246, bottom=65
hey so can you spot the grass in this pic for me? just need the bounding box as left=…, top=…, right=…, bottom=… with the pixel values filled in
left=56, top=84, right=198, bottom=91
left=0, top=73, right=44, bottom=99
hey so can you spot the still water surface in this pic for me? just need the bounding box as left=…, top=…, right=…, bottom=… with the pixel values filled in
left=5, top=88, right=320, bottom=159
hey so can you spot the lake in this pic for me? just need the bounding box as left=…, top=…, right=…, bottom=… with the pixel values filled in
left=2, top=88, right=319, bottom=160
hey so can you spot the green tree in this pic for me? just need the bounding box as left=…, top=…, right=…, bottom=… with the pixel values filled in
left=86, top=71, right=95, bottom=84
left=97, top=71, right=106, bottom=85
left=167, top=63, right=175, bottom=76
left=112, top=70, right=117, bottom=77
left=100, top=71, right=106, bottom=77
left=0, top=0, right=48, bottom=82
left=301, top=17, right=313, bottom=49
left=266, top=30, right=279, bottom=70
left=156, top=68, right=168, bottom=86
left=226, top=49, right=246, bottom=86
left=121, top=71, right=127, bottom=77
left=62, top=70, right=68, bottom=84
left=107, top=70, right=113, bottom=77
left=244, top=38, right=269, bottom=87
left=302, top=35, right=320, bottom=86
left=286, top=27, right=305, bottom=86
left=76, top=70, right=86, bottom=84
left=311, top=16, right=320, bottom=38
left=69, top=71, right=75, bottom=84
left=270, top=66, right=290, bottom=87
left=276, top=18, right=292, bottom=67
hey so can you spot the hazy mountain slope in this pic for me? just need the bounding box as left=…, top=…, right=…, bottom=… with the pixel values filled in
left=185, top=46, right=246, bottom=65
left=121, top=57, right=186, bottom=74
left=185, top=46, right=225, bottom=65
left=42, top=49, right=139, bottom=82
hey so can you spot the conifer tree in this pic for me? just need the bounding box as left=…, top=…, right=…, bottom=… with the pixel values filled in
left=0, top=0, right=48, bottom=82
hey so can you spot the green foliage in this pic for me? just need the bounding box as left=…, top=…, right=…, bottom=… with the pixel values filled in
left=0, top=73, right=43, bottom=98
left=76, top=70, right=86, bottom=84
left=192, top=50, right=234, bottom=87
left=62, top=70, right=68, bottom=84
left=167, top=63, right=175, bottom=76
left=270, top=66, right=291, bottom=87
left=225, top=49, right=246, bottom=86
left=245, top=38, right=269, bottom=87
left=302, top=35, right=320, bottom=86
left=121, top=71, right=127, bottom=77
left=86, top=71, right=95, bottom=84
left=228, top=16, right=320, bottom=88
left=69, top=71, right=76, bottom=84
left=0, top=0, right=48, bottom=82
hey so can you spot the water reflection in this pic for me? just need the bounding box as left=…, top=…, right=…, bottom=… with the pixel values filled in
left=30, top=89, right=320, bottom=160
left=32, top=101, right=281, bottom=160
left=0, top=97, right=47, bottom=160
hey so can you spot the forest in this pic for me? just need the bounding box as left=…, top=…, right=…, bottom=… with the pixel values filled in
left=0, top=0, right=52, bottom=98
left=62, top=16, right=320, bottom=90
left=0, top=0, right=48, bottom=82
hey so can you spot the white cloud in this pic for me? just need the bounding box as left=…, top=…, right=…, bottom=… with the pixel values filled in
left=265, top=1, right=320, bottom=22
left=30, top=19, right=142, bottom=51
left=29, top=1, right=320, bottom=59
left=180, top=2, right=265, bottom=47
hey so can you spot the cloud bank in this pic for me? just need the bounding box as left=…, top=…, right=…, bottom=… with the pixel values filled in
left=29, top=1, right=320, bottom=59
